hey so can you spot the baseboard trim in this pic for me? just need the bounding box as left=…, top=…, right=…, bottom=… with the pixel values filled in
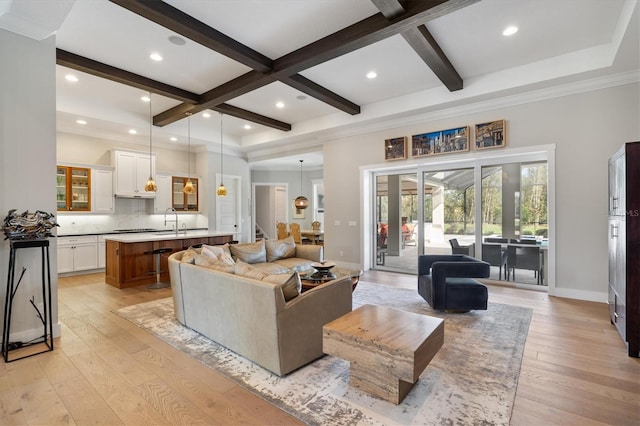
left=553, top=288, right=608, bottom=304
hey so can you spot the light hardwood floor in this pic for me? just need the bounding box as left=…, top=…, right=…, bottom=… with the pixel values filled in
left=0, top=270, right=638, bottom=425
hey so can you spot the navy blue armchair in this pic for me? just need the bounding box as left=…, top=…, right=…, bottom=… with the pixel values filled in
left=418, top=255, right=490, bottom=312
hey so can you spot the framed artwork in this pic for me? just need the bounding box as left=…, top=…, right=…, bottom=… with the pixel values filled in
left=412, top=126, right=469, bottom=157
left=384, top=136, right=407, bottom=160
left=475, top=120, right=506, bottom=150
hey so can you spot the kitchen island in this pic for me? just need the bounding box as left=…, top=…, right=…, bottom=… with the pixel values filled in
left=104, top=230, right=234, bottom=288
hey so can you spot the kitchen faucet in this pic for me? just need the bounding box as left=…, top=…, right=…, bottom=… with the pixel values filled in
left=164, top=207, right=178, bottom=235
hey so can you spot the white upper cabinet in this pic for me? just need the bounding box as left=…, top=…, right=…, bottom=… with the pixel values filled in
left=112, top=150, right=156, bottom=198
left=154, top=174, right=173, bottom=213
left=92, top=168, right=114, bottom=213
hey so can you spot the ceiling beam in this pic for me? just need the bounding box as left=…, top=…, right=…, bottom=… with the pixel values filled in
left=280, top=74, right=361, bottom=115
left=372, top=0, right=463, bottom=91
left=109, top=0, right=361, bottom=125
left=150, top=0, right=477, bottom=126
left=56, top=49, right=291, bottom=132
left=56, top=49, right=199, bottom=104
left=402, top=25, right=463, bottom=91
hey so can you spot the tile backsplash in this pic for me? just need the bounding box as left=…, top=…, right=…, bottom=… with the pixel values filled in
left=56, top=198, right=207, bottom=235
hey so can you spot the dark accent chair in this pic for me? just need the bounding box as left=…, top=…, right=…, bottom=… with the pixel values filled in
left=418, top=255, right=490, bottom=312
left=449, top=238, right=473, bottom=255
left=482, top=243, right=508, bottom=280
left=507, top=245, right=543, bottom=284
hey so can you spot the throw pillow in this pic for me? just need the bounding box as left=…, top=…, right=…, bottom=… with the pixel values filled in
left=194, top=254, right=235, bottom=273
left=265, top=236, right=296, bottom=262
left=229, top=240, right=266, bottom=264
left=262, top=272, right=301, bottom=301
left=202, top=244, right=235, bottom=265
left=181, top=247, right=199, bottom=264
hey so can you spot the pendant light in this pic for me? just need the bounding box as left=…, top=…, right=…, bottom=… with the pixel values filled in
left=144, top=91, right=157, bottom=192
left=216, top=112, right=227, bottom=197
left=294, top=159, right=308, bottom=209
left=183, top=113, right=195, bottom=194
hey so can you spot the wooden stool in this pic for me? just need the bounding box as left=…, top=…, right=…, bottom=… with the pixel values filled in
left=145, top=247, right=173, bottom=289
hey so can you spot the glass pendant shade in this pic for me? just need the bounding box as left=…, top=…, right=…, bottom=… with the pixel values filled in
left=294, top=195, right=308, bottom=209
left=183, top=178, right=195, bottom=194
left=217, top=112, right=227, bottom=197
left=144, top=177, right=157, bottom=192
left=295, top=159, right=308, bottom=209
left=145, top=91, right=157, bottom=192
left=184, top=113, right=193, bottom=194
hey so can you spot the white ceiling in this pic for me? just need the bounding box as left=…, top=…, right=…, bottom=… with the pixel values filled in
left=3, top=0, right=639, bottom=171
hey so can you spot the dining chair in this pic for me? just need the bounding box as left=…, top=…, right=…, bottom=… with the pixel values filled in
left=517, top=239, right=538, bottom=245
left=449, top=238, right=472, bottom=255
left=507, top=245, right=543, bottom=284
left=289, top=222, right=302, bottom=244
left=311, top=221, right=323, bottom=244
left=482, top=243, right=508, bottom=280
left=276, top=222, right=288, bottom=240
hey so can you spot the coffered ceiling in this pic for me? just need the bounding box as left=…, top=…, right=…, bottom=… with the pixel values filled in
left=2, top=0, right=639, bottom=170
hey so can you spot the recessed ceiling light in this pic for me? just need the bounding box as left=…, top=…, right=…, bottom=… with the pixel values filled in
left=244, top=124, right=251, bottom=130
left=502, top=25, right=518, bottom=36
left=140, top=95, right=150, bottom=102
left=170, top=137, right=178, bottom=142
left=168, top=35, right=186, bottom=46
left=65, top=74, right=78, bottom=83
left=128, top=129, right=137, bottom=135
left=76, top=119, right=87, bottom=125
left=150, top=52, right=163, bottom=61
left=296, top=95, right=307, bottom=101
left=366, top=71, right=377, bottom=79
left=202, top=112, right=211, bottom=118
left=276, top=101, right=285, bottom=109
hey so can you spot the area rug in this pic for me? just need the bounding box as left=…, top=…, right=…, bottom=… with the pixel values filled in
left=116, top=281, right=532, bottom=425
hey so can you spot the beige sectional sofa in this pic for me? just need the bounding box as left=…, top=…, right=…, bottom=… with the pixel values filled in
left=168, top=238, right=353, bottom=376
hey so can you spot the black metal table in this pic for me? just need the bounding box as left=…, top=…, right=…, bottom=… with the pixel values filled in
left=3, top=239, right=54, bottom=362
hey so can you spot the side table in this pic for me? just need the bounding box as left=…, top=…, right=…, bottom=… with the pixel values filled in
left=3, top=239, right=54, bottom=362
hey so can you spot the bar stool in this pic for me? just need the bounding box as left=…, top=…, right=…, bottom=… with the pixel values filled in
left=145, top=247, right=173, bottom=289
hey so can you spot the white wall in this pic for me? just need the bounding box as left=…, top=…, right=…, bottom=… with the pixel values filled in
left=323, top=82, right=640, bottom=301
left=0, top=29, right=59, bottom=341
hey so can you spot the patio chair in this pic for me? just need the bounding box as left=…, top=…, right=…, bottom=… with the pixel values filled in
left=507, top=245, right=543, bottom=284
left=482, top=243, right=508, bottom=280
left=449, top=238, right=472, bottom=255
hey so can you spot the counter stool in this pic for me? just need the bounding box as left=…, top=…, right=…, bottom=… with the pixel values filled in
left=145, top=247, right=173, bottom=289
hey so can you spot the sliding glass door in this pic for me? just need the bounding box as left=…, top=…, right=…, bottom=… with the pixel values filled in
left=370, top=151, right=552, bottom=290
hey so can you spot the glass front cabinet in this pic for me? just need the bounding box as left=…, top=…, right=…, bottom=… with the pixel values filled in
left=57, top=166, right=91, bottom=211
left=172, top=176, right=198, bottom=211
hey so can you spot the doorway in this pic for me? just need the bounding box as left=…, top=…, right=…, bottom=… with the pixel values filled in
left=252, top=183, right=288, bottom=241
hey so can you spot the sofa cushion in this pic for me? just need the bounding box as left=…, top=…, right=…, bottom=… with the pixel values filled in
left=201, top=244, right=235, bottom=265
left=181, top=247, right=199, bottom=264
left=252, top=262, right=292, bottom=275
left=194, top=254, right=235, bottom=273
left=234, top=260, right=299, bottom=301
left=229, top=240, right=266, bottom=264
left=265, top=236, right=296, bottom=262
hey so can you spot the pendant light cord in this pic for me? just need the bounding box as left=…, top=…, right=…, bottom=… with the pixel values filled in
left=220, top=112, right=223, bottom=183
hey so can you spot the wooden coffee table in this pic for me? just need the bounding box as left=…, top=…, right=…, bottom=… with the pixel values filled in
left=323, top=304, right=444, bottom=404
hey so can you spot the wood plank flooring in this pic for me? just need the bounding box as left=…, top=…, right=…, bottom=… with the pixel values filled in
left=0, top=270, right=638, bottom=425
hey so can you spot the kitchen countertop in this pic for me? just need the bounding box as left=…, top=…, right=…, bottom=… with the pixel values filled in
left=103, top=230, right=234, bottom=243
left=56, top=228, right=208, bottom=237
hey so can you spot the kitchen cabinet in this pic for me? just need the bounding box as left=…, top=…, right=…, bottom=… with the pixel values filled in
left=112, top=150, right=156, bottom=198
left=98, top=235, right=106, bottom=268
left=57, top=236, right=98, bottom=273
left=153, top=174, right=173, bottom=213
left=57, top=166, right=91, bottom=211
left=172, top=176, right=199, bottom=211
left=608, top=141, right=640, bottom=358
left=92, top=168, right=114, bottom=213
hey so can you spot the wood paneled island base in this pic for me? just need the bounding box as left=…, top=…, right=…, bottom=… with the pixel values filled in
left=323, top=304, right=444, bottom=404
